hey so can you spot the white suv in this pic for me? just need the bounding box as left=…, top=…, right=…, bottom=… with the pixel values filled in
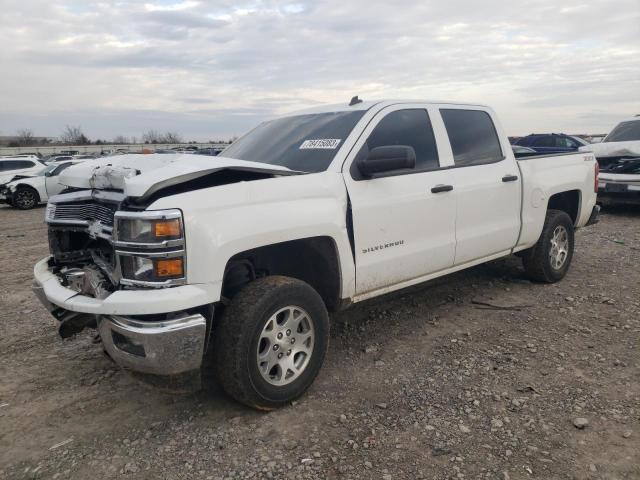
left=0, top=158, right=44, bottom=185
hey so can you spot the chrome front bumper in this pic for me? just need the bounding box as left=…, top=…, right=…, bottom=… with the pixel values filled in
left=32, top=256, right=211, bottom=376
left=98, top=314, right=207, bottom=375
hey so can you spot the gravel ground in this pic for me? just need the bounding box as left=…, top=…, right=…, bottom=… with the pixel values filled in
left=0, top=204, right=638, bottom=480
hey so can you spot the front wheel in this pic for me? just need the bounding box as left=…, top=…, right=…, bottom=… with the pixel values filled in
left=522, top=209, right=575, bottom=283
left=213, top=276, right=329, bottom=410
left=13, top=187, right=39, bottom=210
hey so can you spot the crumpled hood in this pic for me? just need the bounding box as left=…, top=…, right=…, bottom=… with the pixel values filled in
left=59, top=154, right=297, bottom=199
left=579, top=140, right=640, bottom=158
left=1, top=174, right=37, bottom=187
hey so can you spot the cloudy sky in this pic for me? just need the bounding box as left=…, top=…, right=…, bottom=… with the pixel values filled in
left=1, top=0, right=639, bottom=141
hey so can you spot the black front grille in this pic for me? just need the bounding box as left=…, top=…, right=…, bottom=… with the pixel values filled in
left=52, top=202, right=116, bottom=226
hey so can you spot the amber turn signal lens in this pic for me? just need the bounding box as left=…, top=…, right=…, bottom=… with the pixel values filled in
left=154, top=219, right=181, bottom=237
left=155, top=258, right=183, bottom=277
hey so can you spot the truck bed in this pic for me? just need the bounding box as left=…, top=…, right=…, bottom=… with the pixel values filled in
left=514, top=150, right=596, bottom=251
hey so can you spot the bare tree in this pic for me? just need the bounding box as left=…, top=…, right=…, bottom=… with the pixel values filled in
left=112, top=135, right=130, bottom=144
left=16, top=128, right=36, bottom=146
left=162, top=131, right=182, bottom=144
left=60, top=125, right=90, bottom=145
left=142, top=130, right=182, bottom=144
left=142, top=130, right=161, bottom=144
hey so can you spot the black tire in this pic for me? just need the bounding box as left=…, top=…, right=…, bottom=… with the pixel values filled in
left=13, top=186, right=39, bottom=210
left=213, top=276, right=329, bottom=410
left=522, top=209, right=575, bottom=283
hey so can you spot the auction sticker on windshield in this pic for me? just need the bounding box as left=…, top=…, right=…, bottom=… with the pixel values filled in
left=299, top=139, right=341, bottom=149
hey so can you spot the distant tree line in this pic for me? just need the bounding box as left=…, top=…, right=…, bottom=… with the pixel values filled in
left=3, top=126, right=234, bottom=147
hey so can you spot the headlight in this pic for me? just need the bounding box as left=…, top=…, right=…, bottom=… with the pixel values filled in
left=114, top=209, right=186, bottom=287
left=45, top=203, right=56, bottom=222
left=119, top=253, right=185, bottom=283
left=114, top=209, right=183, bottom=246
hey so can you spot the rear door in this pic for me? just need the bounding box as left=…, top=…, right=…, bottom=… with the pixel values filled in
left=438, top=107, right=522, bottom=265
left=343, top=104, right=457, bottom=296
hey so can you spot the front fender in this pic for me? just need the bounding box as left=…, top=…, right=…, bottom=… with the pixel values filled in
left=148, top=172, right=355, bottom=302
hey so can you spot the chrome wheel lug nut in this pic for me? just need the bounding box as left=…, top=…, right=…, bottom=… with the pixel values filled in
left=287, top=350, right=291, bottom=356
left=290, top=338, right=295, bottom=344
left=277, top=332, right=283, bottom=340
left=286, top=329, right=291, bottom=336
left=278, top=353, right=283, bottom=359
left=273, top=345, right=279, bottom=351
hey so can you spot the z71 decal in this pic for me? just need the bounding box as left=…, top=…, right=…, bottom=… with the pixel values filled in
left=362, top=240, right=404, bottom=254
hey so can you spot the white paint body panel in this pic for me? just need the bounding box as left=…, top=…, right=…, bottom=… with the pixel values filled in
left=6, top=161, right=84, bottom=204
left=34, top=100, right=599, bottom=316
left=0, top=159, right=42, bottom=184
left=149, top=171, right=356, bottom=300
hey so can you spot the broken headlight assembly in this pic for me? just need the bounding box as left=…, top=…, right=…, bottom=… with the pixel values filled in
left=114, top=209, right=186, bottom=287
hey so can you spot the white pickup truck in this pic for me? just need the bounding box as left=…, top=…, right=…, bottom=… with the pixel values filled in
left=33, top=99, right=600, bottom=409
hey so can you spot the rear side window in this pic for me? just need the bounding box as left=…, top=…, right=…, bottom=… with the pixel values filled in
left=0, top=160, right=35, bottom=170
left=441, top=109, right=503, bottom=166
left=556, top=137, right=573, bottom=148
left=360, top=109, right=439, bottom=171
left=533, top=136, right=555, bottom=147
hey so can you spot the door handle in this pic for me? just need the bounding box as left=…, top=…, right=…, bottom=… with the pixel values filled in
left=502, top=175, right=518, bottom=182
left=431, top=184, right=454, bottom=193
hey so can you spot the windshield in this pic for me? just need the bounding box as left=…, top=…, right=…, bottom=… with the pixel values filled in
left=37, top=164, right=58, bottom=176
left=605, top=120, right=640, bottom=142
left=221, top=111, right=366, bottom=173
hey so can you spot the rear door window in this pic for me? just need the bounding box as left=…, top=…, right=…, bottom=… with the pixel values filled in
left=0, top=160, right=35, bottom=171
left=440, top=109, right=503, bottom=166
left=533, top=136, right=555, bottom=148
left=555, top=137, right=574, bottom=148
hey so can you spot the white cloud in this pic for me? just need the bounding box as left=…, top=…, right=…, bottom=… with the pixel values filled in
left=0, top=0, right=639, bottom=140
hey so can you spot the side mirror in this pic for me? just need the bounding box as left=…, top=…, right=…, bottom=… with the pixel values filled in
left=357, top=145, right=416, bottom=177
left=44, top=171, right=53, bottom=177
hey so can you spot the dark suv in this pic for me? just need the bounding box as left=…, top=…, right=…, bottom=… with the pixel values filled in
left=514, top=134, right=588, bottom=154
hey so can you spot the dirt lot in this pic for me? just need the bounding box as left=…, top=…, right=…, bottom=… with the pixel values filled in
left=0, top=205, right=638, bottom=480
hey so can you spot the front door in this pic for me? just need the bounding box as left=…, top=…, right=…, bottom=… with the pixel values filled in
left=343, top=105, right=457, bottom=296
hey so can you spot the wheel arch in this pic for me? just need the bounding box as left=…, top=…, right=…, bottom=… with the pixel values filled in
left=221, top=236, right=343, bottom=311
left=14, top=183, right=41, bottom=204
left=547, top=189, right=581, bottom=225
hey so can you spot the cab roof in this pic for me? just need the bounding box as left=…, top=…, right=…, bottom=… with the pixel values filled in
left=288, top=99, right=489, bottom=116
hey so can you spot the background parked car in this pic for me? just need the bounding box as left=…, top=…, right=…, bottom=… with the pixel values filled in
left=194, top=147, right=223, bottom=156
left=511, top=145, right=536, bottom=156
left=0, top=160, right=82, bottom=209
left=0, top=158, right=45, bottom=184
left=580, top=117, right=640, bottom=205
left=514, top=133, right=589, bottom=153
left=43, top=155, right=74, bottom=164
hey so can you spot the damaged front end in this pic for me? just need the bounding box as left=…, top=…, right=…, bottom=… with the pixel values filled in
left=44, top=190, right=123, bottom=337
left=35, top=188, right=209, bottom=383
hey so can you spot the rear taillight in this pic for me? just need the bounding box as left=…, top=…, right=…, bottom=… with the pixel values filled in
left=594, top=161, right=599, bottom=193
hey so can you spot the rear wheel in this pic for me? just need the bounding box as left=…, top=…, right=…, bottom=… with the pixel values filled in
left=522, top=209, right=574, bottom=283
left=213, top=276, right=329, bottom=410
left=13, top=187, right=39, bottom=210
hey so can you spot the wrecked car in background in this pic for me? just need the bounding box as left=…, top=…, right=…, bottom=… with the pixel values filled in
left=33, top=99, right=599, bottom=410
left=580, top=117, right=640, bottom=205
left=0, top=160, right=85, bottom=210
